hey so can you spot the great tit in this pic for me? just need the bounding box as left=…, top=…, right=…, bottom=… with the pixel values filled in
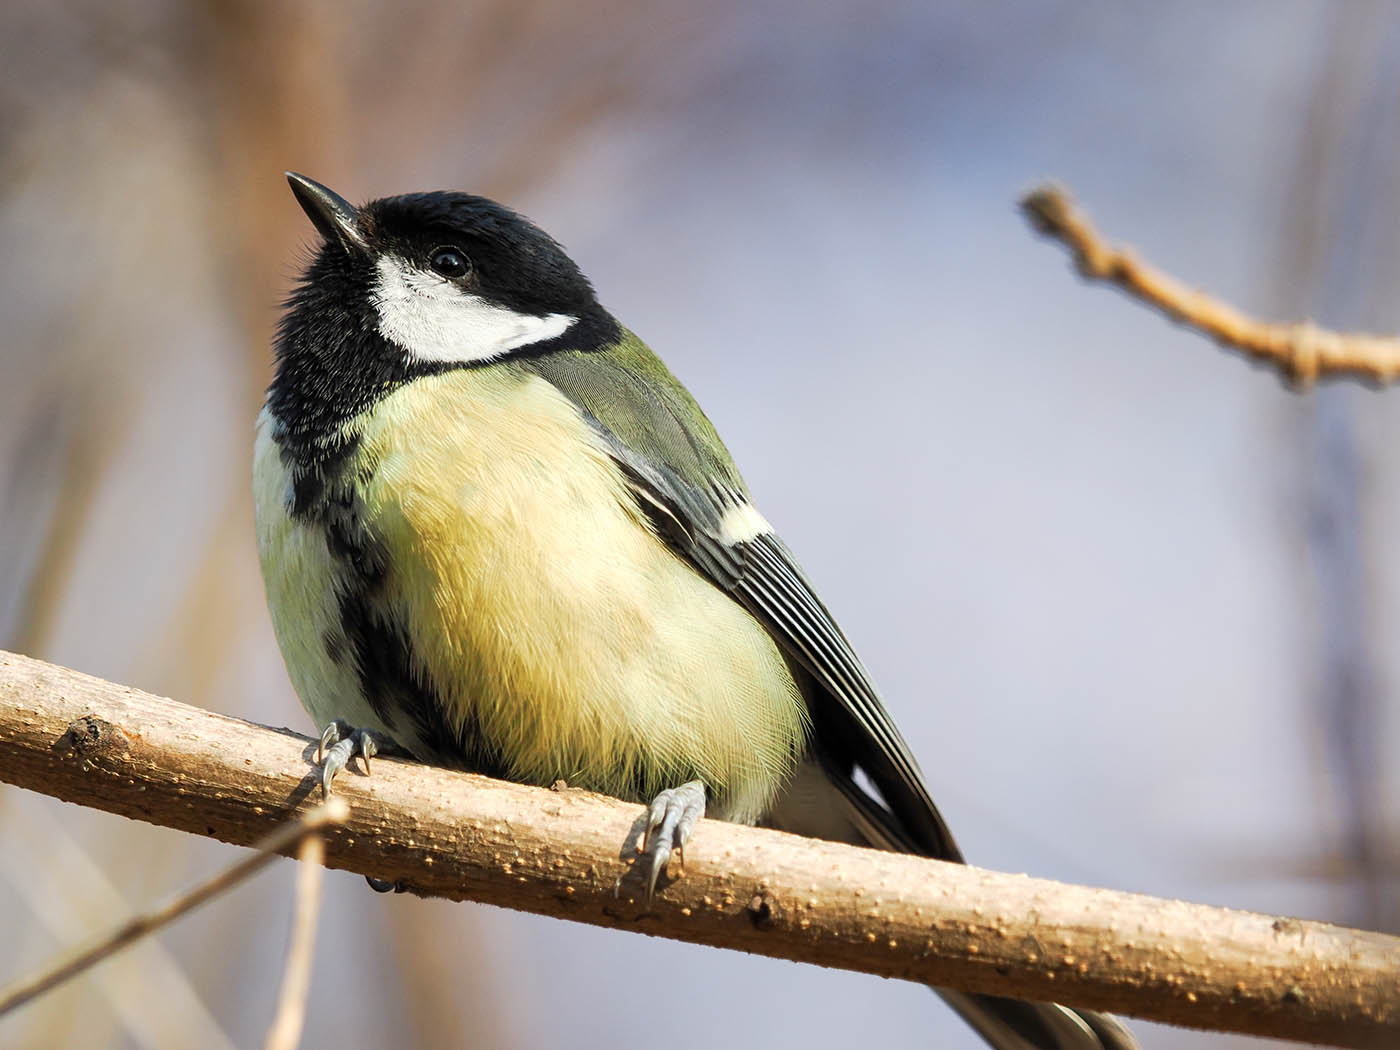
left=254, top=173, right=1139, bottom=1050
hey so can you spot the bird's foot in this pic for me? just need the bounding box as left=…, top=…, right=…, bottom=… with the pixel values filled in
left=638, top=780, right=706, bottom=899
left=315, top=720, right=407, bottom=892
left=315, top=718, right=394, bottom=796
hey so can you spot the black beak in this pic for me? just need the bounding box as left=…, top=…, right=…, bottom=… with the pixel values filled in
left=286, top=172, right=366, bottom=252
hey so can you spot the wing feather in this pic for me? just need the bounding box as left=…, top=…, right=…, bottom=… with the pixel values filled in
left=523, top=342, right=1139, bottom=1049
left=521, top=340, right=958, bottom=857
left=585, top=414, right=961, bottom=859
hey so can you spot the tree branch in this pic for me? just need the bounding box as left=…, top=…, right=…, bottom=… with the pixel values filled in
left=1020, top=185, right=1400, bottom=386
left=0, top=650, right=1395, bottom=1049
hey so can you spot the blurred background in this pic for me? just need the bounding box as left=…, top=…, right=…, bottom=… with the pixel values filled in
left=1, top=1, right=1397, bottom=1048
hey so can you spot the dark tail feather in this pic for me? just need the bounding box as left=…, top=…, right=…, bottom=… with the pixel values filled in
left=765, top=763, right=1142, bottom=1050
left=938, top=991, right=1142, bottom=1050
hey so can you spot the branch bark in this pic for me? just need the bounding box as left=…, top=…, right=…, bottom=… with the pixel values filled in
left=0, top=650, right=1395, bottom=1049
left=1021, top=185, right=1400, bottom=386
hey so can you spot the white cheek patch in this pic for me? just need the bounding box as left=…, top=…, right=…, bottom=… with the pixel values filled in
left=372, top=255, right=576, bottom=364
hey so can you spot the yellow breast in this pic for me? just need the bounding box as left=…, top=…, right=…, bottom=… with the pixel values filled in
left=337, top=367, right=807, bottom=823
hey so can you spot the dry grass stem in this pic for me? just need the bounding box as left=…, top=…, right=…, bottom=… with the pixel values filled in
left=0, top=796, right=348, bottom=1018
left=263, top=831, right=327, bottom=1050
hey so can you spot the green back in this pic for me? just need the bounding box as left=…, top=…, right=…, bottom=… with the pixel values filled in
left=521, top=330, right=746, bottom=497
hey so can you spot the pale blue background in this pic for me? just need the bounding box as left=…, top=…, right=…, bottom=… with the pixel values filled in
left=1, top=3, right=1394, bottom=1049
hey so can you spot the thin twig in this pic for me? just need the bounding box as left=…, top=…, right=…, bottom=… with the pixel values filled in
left=0, top=649, right=1397, bottom=1048
left=264, top=831, right=327, bottom=1050
left=1020, top=184, right=1400, bottom=386
left=0, top=797, right=349, bottom=1017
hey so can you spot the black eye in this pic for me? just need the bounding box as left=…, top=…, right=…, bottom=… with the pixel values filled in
left=429, top=247, right=470, bottom=279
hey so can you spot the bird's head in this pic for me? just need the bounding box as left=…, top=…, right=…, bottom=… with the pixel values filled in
left=284, top=172, right=608, bottom=368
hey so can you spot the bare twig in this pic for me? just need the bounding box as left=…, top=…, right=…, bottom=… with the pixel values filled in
left=264, top=831, right=327, bottom=1050
left=0, top=649, right=1396, bottom=1049
left=0, top=796, right=348, bottom=1017
left=1020, top=185, right=1400, bottom=386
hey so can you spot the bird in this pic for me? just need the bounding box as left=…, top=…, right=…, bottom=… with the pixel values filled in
left=254, top=171, right=1140, bottom=1050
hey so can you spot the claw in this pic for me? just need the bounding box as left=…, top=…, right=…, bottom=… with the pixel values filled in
left=320, top=735, right=356, bottom=795
left=637, top=780, right=706, bottom=900
left=313, top=720, right=393, bottom=796
left=359, top=731, right=379, bottom=775
left=317, top=718, right=353, bottom=764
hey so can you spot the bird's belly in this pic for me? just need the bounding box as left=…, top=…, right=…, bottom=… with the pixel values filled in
left=268, top=369, right=808, bottom=823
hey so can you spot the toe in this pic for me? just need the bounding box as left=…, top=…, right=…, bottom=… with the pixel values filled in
left=320, top=736, right=357, bottom=795
left=316, top=720, right=342, bottom=765
left=641, top=793, right=669, bottom=854
left=638, top=780, right=706, bottom=899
